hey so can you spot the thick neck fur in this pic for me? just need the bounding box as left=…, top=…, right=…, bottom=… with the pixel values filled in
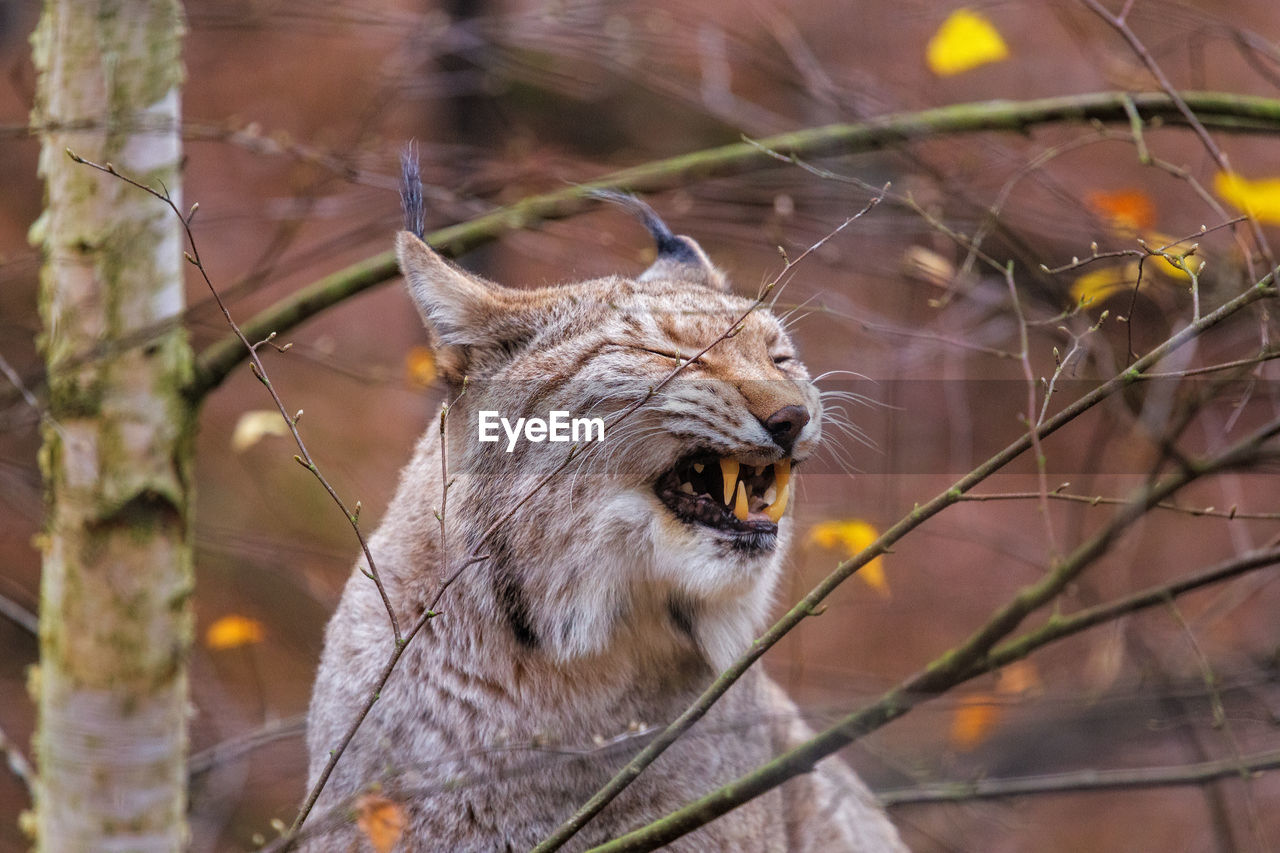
left=305, top=227, right=909, bottom=852
left=368, top=420, right=782, bottom=743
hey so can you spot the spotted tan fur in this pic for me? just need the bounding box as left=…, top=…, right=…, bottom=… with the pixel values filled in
left=304, top=211, right=906, bottom=851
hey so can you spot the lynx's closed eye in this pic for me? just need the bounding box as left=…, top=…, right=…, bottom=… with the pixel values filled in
left=772, top=354, right=794, bottom=365
left=631, top=344, right=704, bottom=365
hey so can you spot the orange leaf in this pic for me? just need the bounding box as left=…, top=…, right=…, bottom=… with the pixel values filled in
left=926, top=9, right=1009, bottom=77
left=356, top=794, right=406, bottom=853
left=405, top=346, right=437, bottom=388
left=1215, top=171, right=1280, bottom=224
left=807, top=519, right=889, bottom=597
left=948, top=663, right=1040, bottom=751
left=1086, top=189, right=1156, bottom=233
left=949, top=696, right=1000, bottom=751
left=205, top=614, right=264, bottom=650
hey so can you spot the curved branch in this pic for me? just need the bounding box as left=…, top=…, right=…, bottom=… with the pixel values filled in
left=882, top=749, right=1280, bottom=806
left=187, top=714, right=306, bottom=779
left=582, top=424, right=1280, bottom=851
left=531, top=271, right=1276, bottom=852
left=190, top=89, right=1280, bottom=399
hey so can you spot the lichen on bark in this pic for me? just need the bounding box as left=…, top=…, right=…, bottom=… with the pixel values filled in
left=30, top=1, right=193, bottom=850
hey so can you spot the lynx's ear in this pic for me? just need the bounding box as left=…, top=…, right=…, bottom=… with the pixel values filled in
left=638, top=231, right=729, bottom=293
left=590, top=190, right=730, bottom=292
left=396, top=231, right=531, bottom=377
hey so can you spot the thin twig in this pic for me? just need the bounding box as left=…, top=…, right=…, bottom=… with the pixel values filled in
left=0, top=590, right=38, bottom=636
left=582, top=422, right=1280, bottom=851
left=535, top=266, right=1277, bottom=852
left=0, top=722, right=33, bottom=798
left=1040, top=217, right=1245, bottom=275
left=961, top=126, right=1114, bottom=281
left=1004, top=260, right=1059, bottom=557
left=773, top=301, right=1021, bottom=361
left=187, top=715, right=307, bottom=778
left=276, top=190, right=888, bottom=851
left=67, top=151, right=402, bottom=644
left=282, top=374, right=472, bottom=837
left=1136, top=349, right=1280, bottom=378
left=1038, top=311, right=1109, bottom=425
left=1164, top=602, right=1270, bottom=850
left=190, top=90, right=1280, bottom=398
left=1080, top=0, right=1276, bottom=281
left=882, top=749, right=1280, bottom=805
left=960, top=488, right=1280, bottom=521
left=0, top=353, right=43, bottom=414
left=434, top=190, right=885, bottom=609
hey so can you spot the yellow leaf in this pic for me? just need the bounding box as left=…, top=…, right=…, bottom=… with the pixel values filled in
left=230, top=410, right=289, bottom=452
left=807, top=519, right=889, bottom=597
left=949, top=696, right=1000, bottom=751
left=356, top=794, right=406, bottom=853
left=405, top=346, right=437, bottom=388
left=926, top=9, right=1009, bottom=77
left=858, top=559, right=890, bottom=597
left=1086, top=189, right=1156, bottom=233
left=1215, top=171, right=1280, bottom=224
left=901, top=246, right=956, bottom=290
left=1070, top=261, right=1138, bottom=306
left=1144, top=231, right=1198, bottom=282
left=205, top=614, right=265, bottom=650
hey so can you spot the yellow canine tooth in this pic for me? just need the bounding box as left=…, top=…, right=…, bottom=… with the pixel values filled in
left=719, top=458, right=740, bottom=505
left=773, top=458, right=791, bottom=492
left=733, top=480, right=749, bottom=521
left=764, top=480, right=789, bottom=523
left=764, top=460, right=792, bottom=523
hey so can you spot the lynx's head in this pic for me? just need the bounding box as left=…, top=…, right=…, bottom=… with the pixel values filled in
left=395, top=195, right=821, bottom=669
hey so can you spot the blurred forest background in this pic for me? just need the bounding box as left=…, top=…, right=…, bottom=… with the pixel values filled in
left=4, top=1, right=1280, bottom=850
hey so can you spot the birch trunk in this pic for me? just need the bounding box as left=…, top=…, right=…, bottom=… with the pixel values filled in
left=30, top=2, right=192, bottom=850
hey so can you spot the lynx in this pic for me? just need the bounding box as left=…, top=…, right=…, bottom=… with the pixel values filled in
left=303, top=173, right=906, bottom=851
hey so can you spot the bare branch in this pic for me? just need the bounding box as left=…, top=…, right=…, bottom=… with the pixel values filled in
left=583, top=436, right=1280, bottom=851
left=961, top=488, right=1280, bottom=521
left=187, top=715, right=306, bottom=779
left=0, top=591, right=38, bottom=637
left=1080, top=0, right=1276, bottom=279
left=269, top=184, right=888, bottom=853
left=190, top=90, right=1280, bottom=399
left=535, top=260, right=1277, bottom=851
left=1002, top=260, right=1059, bottom=557
left=0, top=722, right=33, bottom=798
left=67, top=152, right=403, bottom=646
left=882, top=749, right=1280, bottom=806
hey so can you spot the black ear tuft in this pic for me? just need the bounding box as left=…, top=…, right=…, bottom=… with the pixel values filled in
left=589, top=189, right=730, bottom=292
left=587, top=189, right=694, bottom=262
left=400, top=142, right=425, bottom=239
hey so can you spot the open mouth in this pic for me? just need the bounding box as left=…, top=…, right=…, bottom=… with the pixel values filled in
left=654, top=455, right=792, bottom=541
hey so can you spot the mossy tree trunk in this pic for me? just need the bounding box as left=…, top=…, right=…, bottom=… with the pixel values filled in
left=29, top=1, right=193, bottom=850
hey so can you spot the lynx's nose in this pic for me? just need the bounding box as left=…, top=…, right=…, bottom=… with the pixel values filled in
left=761, top=405, right=809, bottom=453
